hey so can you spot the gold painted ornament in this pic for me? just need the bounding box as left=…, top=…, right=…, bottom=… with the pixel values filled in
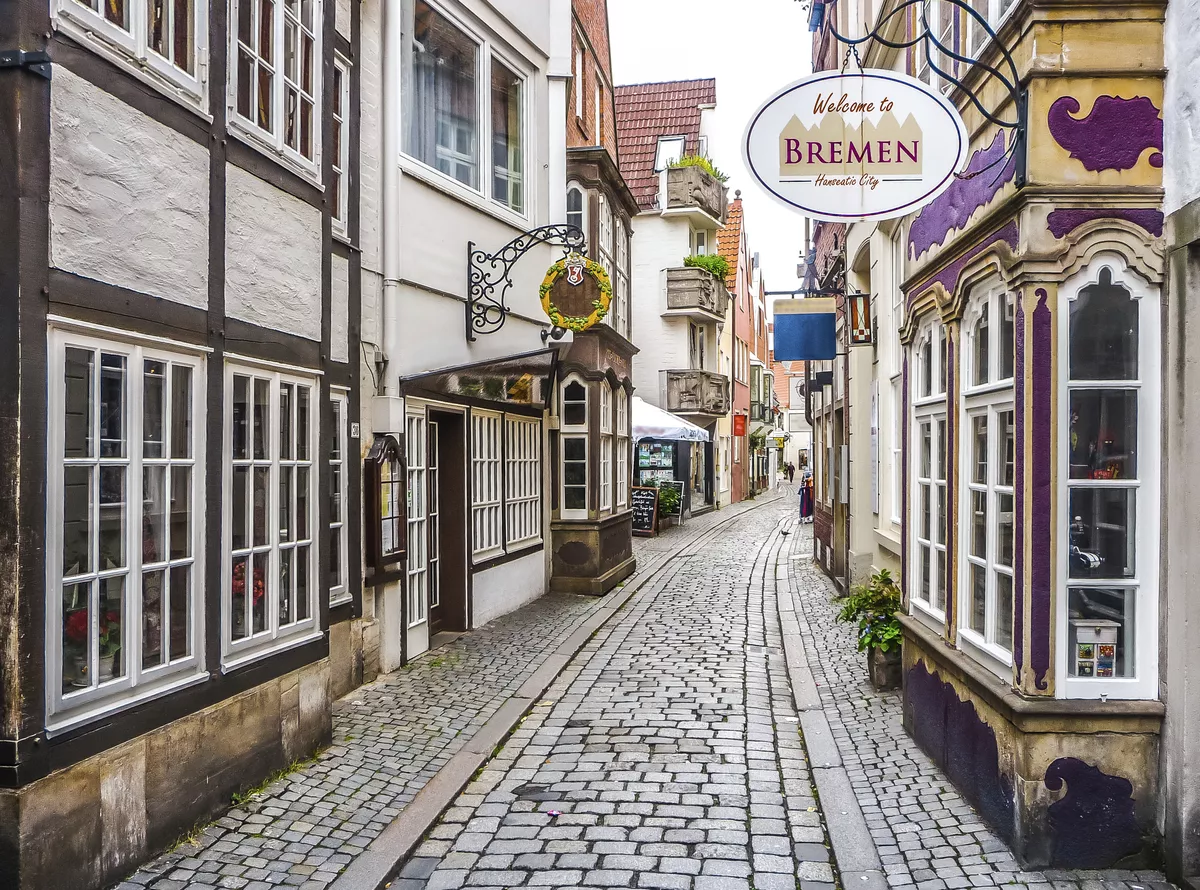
left=539, top=253, right=613, bottom=333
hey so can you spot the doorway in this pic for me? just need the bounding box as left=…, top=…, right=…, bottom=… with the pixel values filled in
left=427, top=409, right=466, bottom=635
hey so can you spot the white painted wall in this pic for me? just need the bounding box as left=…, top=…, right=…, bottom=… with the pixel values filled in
left=332, top=254, right=350, bottom=363
left=49, top=66, right=210, bottom=309
left=472, top=551, right=547, bottom=627
left=630, top=212, right=694, bottom=405
left=225, top=165, right=322, bottom=341
left=1164, top=0, right=1200, bottom=215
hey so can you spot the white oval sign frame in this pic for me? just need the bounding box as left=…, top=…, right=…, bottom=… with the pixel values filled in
left=743, top=69, right=970, bottom=222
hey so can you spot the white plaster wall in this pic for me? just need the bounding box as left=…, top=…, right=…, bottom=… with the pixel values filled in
left=332, top=254, right=350, bottom=363
left=335, top=0, right=350, bottom=38
left=49, top=65, right=209, bottom=309
left=225, top=164, right=323, bottom=341
left=630, top=213, right=693, bottom=405
left=359, top=0, right=382, bottom=275
left=1164, top=0, right=1200, bottom=215
left=472, top=551, right=547, bottom=627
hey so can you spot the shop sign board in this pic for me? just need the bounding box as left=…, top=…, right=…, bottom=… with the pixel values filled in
left=733, top=414, right=747, bottom=437
left=743, top=69, right=969, bottom=222
left=540, top=253, right=613, bottom=332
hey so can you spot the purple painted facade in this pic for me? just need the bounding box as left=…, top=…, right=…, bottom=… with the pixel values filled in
left=1046, top=208, right=1164, bottom=239
left=1047, top=95, right=1164, bottom=172
left=1030, top=288, right=1053, bottom=691
left=1013, top=295, right=1025, bottom=681
left=945, top=334, right=956, bottom=635
left=1044, top=758, right=1142, bottom=867
left=909, top=221, right=1020, bottom=310
left=908, top=131, right=1016, bottom=259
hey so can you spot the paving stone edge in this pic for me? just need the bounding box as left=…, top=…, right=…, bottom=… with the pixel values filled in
left=329, top=493, right=785, bottom=890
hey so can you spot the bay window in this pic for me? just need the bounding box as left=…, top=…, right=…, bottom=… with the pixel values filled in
left=600, top=383, right=612, bottom=514
left=231, top=0, right=323, bottom=172
left=402, top=0, right=528, bottom=214
left=48, top=327, right=205, bottom=725
left=911, top=322, right=947, bottom=617
left=53, top=0, right=207, bottom=103
left=1060, top=261, right=1159, bottom=696
left=332, top=56, right=350, bottom=234
left=960, top=286, right=1016, bottom=660
left=561, top=377, right=588, bottom=520
left=567, top=183, right=586, bottom=236
left=612, top=221, right=630, bottom=340
left=329, top=391, right=349, bottom=605
left=617, top=389, right=630, bottom=509
left=225, top=363, right=319, bottom=665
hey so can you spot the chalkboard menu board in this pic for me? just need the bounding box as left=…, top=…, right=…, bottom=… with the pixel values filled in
left=630, top=486, right=659, bottom=537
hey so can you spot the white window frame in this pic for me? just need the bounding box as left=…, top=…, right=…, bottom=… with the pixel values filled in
left=890, top=377, right=903, bottom=525
left=52, top=0, right=209, bottom=112
left=407, top=410, right=429, bottom=626
left=222, top=359, right=321, bottom=668
left=505, top=415, right=542, bottom=549
left=228, top=0, right=324, bottom=180
left=329, top=389, right=350, bottom=605
left=890, top=227, right=905, bottom=377
left=567, top=182, right=587, bottom=239
left=594, top=71, right=603, bottom=141
left=611, top=220, right=630, bottom=339
left=574, top=35, right=585, bottom=119
left=965, top=0, right=1020, bottom=57
left=654, top=135, right=686, bottom=171
left=910, top=321, right=948, bottom=622
left=1055, top=256, right=1160, bottom=700
left=45, top=323, right=208, bottom=731
left=332, top=53, right=351, bottom=236
left=470, top=409, right=504, bottom=561
left=599, top=382, right=613, bottom=513
left=616, top=389, right=629, bottom=509
left=398, top=0, right=532, bottom=224
left=560, top=375, right=589, bottom=521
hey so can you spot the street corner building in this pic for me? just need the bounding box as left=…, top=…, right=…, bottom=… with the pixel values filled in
left=0, top=0, right=643, bottom=887
left=806, top=0, right=1173, bottom=875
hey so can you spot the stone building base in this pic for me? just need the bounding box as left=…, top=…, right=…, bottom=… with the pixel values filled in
left=0, top=659, right=334, bottom=890
left=900, top=616, right=1164, bottom=870
left=550, top=514, right=637, bottom=596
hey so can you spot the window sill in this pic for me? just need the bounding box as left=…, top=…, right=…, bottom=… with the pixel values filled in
left=46, top=668, right=210, bottom=738
left=222, top=628, right=324, bottom=673
left=229, top=123, right=324, bottom=190
left=398, top=154, right=531, bottom=232
left=873, top=526, right=901, bottom=556
left=910, top=598, right=947, bottom=631
left=54, top=15, right=212, bottom=123
left=956, top=628, right=1013, bottom=682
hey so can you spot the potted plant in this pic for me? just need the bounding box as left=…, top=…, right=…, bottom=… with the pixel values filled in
left=836, top=569, right=903, bottom=691
left=655, top=482, right=681, bottom=526
left=97, top=610, right=121, bottom=682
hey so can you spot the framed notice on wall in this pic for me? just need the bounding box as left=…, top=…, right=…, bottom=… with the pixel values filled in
left=365, top=434, right=406, bottom=584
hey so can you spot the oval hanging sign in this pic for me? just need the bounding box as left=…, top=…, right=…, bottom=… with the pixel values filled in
left=743, top=70, right=969, bottom=222
left=540, top=253, right=613, bottom=333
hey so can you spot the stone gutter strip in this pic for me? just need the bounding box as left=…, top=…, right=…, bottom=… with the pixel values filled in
left=330, top=492, right=785, bottom=890
left=774, top=517, right=890, bottom=890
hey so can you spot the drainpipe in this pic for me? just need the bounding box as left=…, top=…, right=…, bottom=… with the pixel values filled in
left=380, top=0, right=403, bottom=398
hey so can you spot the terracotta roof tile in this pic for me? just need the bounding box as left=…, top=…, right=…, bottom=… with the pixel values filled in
left=717, top=197, right=743, bottom=288
left=614, top=78, right=717, bottom=211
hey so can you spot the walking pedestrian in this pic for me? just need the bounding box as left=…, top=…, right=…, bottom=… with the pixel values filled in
left=799, top=469, right=813, bottom=522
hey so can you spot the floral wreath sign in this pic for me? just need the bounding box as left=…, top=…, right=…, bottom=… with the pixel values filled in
left=539, top=252, right=613, bottom=333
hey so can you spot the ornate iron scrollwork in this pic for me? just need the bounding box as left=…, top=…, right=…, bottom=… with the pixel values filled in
left=466, top=224, right=587, bottom=342
left=826, top=0, right=1027, bottom=187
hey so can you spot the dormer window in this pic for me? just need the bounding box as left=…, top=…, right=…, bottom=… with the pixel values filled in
left=654, top=136, right=686, bottom=171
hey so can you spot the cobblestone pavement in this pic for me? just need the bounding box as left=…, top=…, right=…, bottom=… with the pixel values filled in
left=114, top=494, right=776, bottom=890
left=392, top=502, right=836, bottom=890
left=780, top=511, right=1176, bottom=890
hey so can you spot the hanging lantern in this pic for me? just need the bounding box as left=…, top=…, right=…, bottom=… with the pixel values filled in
left=848, top=292, right=872, bottom=346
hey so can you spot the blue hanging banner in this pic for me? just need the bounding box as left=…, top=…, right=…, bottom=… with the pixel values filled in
left=773, top=298, right=837, bottom=360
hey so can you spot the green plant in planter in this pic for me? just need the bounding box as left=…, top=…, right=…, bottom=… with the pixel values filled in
left=836, top=569, right=903, bottom=653
left=655, top=482, right=681, bottom=516
left=668, top=153, right=730, bottom=183
left=683, top=253, right=731, bottom=282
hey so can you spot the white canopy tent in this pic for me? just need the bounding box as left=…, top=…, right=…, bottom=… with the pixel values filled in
left=631, top=396, right=711, bottom=443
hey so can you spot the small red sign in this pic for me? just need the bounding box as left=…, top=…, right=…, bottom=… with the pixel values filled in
left=733, top=414, right=747, bottom=436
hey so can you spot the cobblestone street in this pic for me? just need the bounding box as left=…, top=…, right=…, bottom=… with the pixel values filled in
left=116, top=495, right=1177, bottom=890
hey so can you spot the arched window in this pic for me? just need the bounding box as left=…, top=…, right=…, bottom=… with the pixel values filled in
left=960, top=282, right=1015, bottom=664
left=1061, top=259, right=1159, bottom=698
left=560, top=376, right=588, bottom=519
left=566, top=184, right=585, bottom=236
left=911, top=320, right=948, bottom=617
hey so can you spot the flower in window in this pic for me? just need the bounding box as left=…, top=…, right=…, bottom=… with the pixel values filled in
left=232, top=561, right=266, bottom=603
left=99, top=611, right=122, bottom=658
left=65, top=610, right=90, bottom=647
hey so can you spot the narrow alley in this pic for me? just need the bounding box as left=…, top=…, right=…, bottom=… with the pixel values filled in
left=119, top=497, right=1176, bottom=890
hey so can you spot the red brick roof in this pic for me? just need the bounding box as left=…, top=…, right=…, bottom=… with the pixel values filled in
left=614, top=79, right=716, bottom=211
left=718, top=196, right=743, bottom=289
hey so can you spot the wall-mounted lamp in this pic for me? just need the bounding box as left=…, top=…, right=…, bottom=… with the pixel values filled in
left=848, top=292, right=872, bottom=346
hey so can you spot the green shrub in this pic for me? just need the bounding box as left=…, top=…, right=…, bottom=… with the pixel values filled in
left=669, top=153, right=730, bottom=183
left=835, top=569, right=903, bottom=653
left=655, top=482, right=681, bottom=516
left=683, top=253, right=731, bottom=282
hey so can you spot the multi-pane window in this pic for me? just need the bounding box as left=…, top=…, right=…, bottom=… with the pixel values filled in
left=561, top=378, right=588, bottom=520
left=912, top=323, right=948, bottom=616
left=329, top=392, right=349, bottom=605
left=567, top=184, right=585, bottom=236
left=491, top=59, right=524, bottom=213
left=574, top=38, right=584, bottom=119
left=232, top=0, right=322, bottom=169
left=505, top=416, right=541, bottom=548
left=226, top=366, right=318, bottom=662
left=1064, top=265, right=1155, bottom=687
left=403, top=1, right=526, bottom=213
left=332, top=56, right=350, bottom=233
left=600, top=384, right=613, bottom=514
left=54, top=0, right=205, bottom=100
left=891, top=378, right=902, bottom=524
left=49, top=330, right=204, bottom=723
left=616, top=389, right=629, bottom=509
left=406, top=412, right=428, bottom=624
left=890, top=228, right=904, bottom=376
left=471, top=410, right=503, bottom=558
left=612, top=221, right=630, bottom=339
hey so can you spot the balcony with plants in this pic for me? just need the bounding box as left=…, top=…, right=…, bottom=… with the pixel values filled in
left=664, top=253, right=730, bottom=322
left=663, top=155, right=729, bottom=226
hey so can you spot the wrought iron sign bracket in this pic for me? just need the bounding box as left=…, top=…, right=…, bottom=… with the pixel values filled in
left=827, top=0, right=1027, bottom=188
left=466, top=224, right=586, bottom=342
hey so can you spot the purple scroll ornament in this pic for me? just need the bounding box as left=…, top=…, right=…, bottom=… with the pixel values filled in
left=1030, top=288, right=1052, bottom=690
left=1047, top=95, right=1163, bottom=172
left=909, top=130, right=1016, bottom=260
left=1046, top=208, right=1164, bottom=239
